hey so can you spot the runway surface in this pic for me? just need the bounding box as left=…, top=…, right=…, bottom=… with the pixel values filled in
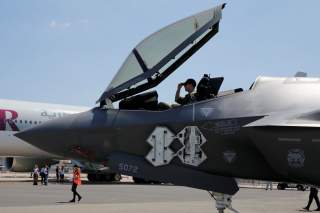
left=0, top=182, right=312, bottom=213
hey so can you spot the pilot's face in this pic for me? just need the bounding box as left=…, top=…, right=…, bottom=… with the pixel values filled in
left=184, top=84, right=194, bottom=93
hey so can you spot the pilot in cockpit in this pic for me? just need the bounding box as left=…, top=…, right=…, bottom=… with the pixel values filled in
left=175, top=78, right=197, bottom=105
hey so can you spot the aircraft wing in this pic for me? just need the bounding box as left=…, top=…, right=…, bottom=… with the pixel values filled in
left=108, top=152, right=239, bottom=195
left=245, top=109, right=320, bottom=128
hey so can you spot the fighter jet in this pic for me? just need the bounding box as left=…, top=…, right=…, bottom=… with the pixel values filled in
left=16, top=3, right=320, bottom=212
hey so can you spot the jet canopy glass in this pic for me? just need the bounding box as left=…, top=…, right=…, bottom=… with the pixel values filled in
left=97, top=4, right=225, bottom=103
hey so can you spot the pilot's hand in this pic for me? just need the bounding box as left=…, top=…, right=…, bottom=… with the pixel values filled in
left=177, top=83, right=184, bottom=89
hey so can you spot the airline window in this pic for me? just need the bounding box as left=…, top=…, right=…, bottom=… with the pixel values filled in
left=25, top=120, right=27, bottom=124
left=34, top=121, right=37, bottom=125
left=20, top=120, right=22, bottom=124
left=29, top=121, right=32, bottom=124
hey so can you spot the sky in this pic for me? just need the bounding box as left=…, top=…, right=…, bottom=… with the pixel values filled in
left=0, top=0, right=320, bottom=107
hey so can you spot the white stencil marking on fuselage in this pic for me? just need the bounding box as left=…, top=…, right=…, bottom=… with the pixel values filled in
left=145, top=127, right=176, bottom=167
left=200, top=107, right=214, bottom=118
left=278, top=138, right=301, bottom=142
left=192, top=104, right=195, bottom=122
left=176, top=126, right=207, bottom=166
left=145, top=126, right=207, bottom=167
left=223, top=150, right=237, bottom=164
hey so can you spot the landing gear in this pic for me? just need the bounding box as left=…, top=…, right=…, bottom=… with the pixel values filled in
left=113, top=173, right=122, bottom=182
left=87, top=173, right=121, bottom=182
left=208, top=192, right=239, bottom=213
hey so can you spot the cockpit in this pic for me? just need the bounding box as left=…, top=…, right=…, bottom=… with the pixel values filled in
left=97, top=4, right=237, bottom=110
left=117, top=75, right=223, bottom=111
left=116, top=74, right=243, bottom=111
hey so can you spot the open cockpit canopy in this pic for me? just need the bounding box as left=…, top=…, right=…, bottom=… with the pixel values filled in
left=97, top=4, right=226, bottom=103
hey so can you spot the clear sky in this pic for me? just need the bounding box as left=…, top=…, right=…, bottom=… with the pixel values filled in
left=1, top=0, right=320, bottom=107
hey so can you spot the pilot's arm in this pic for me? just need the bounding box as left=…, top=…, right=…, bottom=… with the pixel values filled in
left=175, top=83, right=186, bottom=105
left=175, top=83, right=184, bottom=104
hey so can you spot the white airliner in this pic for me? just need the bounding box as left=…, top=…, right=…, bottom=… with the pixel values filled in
left=0, top=99, right=89, bottom=171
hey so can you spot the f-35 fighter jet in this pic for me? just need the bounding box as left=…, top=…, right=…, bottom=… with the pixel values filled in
left=16, top=3, right=320, bottom=212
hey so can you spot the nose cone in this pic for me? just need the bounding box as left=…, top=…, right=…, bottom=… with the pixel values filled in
left=15, top=114, right=78, bottom=158
left=16, top=108, right=116, bottom=161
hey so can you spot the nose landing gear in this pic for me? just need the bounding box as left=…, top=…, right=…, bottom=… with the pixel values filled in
left=208, top=192, right=239, bottom=213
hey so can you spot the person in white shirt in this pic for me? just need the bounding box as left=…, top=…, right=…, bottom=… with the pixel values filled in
left=32, top=165, right=39, bottom=186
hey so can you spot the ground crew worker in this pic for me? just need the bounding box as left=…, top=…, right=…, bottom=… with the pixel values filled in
left=59, top=166, right=65, bottom=183
left=70, top=165, right=82, bottom=203
left=32, top=165, right=39, bottom=186
left=304, top=187, right=320, bottom=211
left=175, top=78, right=197, bottom=105
left=55, top=166, right=60, bottom=183
left=40, top=166, right=45, bottom=184
left=265, top=181, right=272, bottom=190
left=43, top=165, right=49, bottom=185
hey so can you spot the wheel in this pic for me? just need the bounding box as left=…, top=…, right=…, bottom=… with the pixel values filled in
left=96, top=174, right=104, bottom=181
left=113, top=173, right=121, bottom=182
left=87, top=173, right=97, bottom=182
left=102, top=174, right=113, bottom=182
left=297, top=185, right=305, bottom=191
left=277, top=183, right=286, bottom=190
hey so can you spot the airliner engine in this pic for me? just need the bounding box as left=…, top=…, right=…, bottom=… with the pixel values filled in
left=3, top=157, right=58, bottom=172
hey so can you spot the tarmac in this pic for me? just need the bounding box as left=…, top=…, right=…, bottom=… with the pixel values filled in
left=0, top=180, right=314, bottom=213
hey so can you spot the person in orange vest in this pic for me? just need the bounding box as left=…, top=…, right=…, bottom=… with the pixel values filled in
left=70, top=165, right=82, bottom=203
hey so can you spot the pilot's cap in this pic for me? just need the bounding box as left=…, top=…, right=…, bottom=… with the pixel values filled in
left=184, top=78, right=197, bottom=87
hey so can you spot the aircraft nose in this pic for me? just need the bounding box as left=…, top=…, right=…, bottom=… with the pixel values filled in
left=15, top=115, right=77, bottom=157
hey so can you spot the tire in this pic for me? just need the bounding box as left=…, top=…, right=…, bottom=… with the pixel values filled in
left=113, top=173, right=121, bottom=182
left=102, top=174, right=113, bottom=182
left=87, top=173, right=97, bottom=182
left=96, top=174, right=104, bottom=181
left=277, top=183, right=286, bottom=190
left=297, top=185, right=305, bottom=191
